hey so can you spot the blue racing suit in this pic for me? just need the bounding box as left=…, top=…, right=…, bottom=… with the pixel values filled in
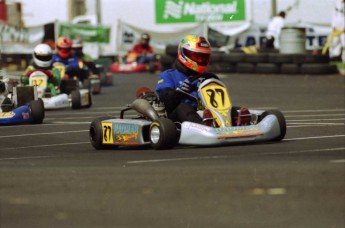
left=156, top=69, right=199, bottom=108
left=52, top=53, right=81, bottom=77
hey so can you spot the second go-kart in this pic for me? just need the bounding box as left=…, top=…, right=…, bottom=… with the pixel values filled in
left=0, top=79, right=44, bottom=125
left=27, top=70, right=92, bottom=110
left=89, top=76, right=286, bottom=150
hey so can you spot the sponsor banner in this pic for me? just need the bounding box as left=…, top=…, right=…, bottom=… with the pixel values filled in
left=57, top=22, right=111, bottom=43
left=0, top=22, right=44, bottom=54
left=155, top=0, right=246, bottom=24
left=234, top=23, right=331, bottom=50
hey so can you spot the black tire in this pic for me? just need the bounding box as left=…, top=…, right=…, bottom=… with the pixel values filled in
left=209, top=52, right=224, bottom=63
left=165, top=44, right=179, bottom=57
left=223, top=53, right=245, bottom=63
left=260, top=110, right=286, bottom=141
left=85, top=91, right=92, bottom=108
left=300, top=64, right=338, bottom=75
left=89, top=117, right=116, bottom=150
left=207, top=62, right=236, bottom=73
left=71, top=90, right=81, bottom=109
left=255, top=63, right=280, bottom=74
left=150, top=118, right=178, bottom=150
left=92, top=82, right=101, bottom=94
left=245, top=53, right=269, bottom=63
left=281, top=64, right=300, bottom=74
left=148, top=61, right=156, bottom=74
left=30, top=99, right=45, bottom=124
left=268, top=53, right=294, bottom=63
left=293, top=54, right=330, bottom=64
left=236, top=63, right=256, bottom=73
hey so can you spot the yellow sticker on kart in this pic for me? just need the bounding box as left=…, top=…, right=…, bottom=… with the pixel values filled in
left=201, top=82, right=231, bottom=110
left=0, top=112, right=15, bottom=118
left=29, top=74, right=48, bottom=89
left=102, top=122, right=114, bottom=144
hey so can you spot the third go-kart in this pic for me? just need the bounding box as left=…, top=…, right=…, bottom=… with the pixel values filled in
left=29, top=63, right=92, bottom=109
left=110, top=51, right=160, bottom=74
left=89, top=75, right=286, bottom=150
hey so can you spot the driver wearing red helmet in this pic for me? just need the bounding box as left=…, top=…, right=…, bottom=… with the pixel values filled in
left=52, top=36, right=81, bottom=79
left=156, top=34, right=250, bottom=126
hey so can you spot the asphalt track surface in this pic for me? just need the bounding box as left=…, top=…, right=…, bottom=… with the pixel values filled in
left=0, top=72, right=344, bottom=228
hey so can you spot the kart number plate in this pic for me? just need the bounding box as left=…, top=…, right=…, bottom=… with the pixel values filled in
left=102, top=122, right=114, bottom=144
left=200, top=82, right=231, bottom=110
left=29, top=74, right=48, bottom=89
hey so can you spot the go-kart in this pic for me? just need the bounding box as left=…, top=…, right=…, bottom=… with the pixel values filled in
left=77, top=60, right=102, bottom=94
left=110, top=51, right=160, bottom=74
left=89, top=75, right=286, bottom=150
left=0, top=81, right=44, bottom=125
left=28, top=63, right=92, bottom=109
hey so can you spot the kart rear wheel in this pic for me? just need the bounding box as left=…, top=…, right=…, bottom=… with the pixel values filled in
left=150, top=118, right=178, bottom=150
left=89, top=117, right=117, bottom=150
left=260, top=110, right=286, bottom=141
left=30, top=99, right=45, bottom=124
left=71, top=90, right=81, bottom=109
left=85, top=91, right=93, bottom=108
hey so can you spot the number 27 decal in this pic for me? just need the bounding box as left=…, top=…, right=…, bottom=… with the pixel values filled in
left=102, top=123, right=114, bottom=144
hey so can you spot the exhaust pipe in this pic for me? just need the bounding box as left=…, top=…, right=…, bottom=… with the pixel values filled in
left=131, top=99, right=159, bottom=121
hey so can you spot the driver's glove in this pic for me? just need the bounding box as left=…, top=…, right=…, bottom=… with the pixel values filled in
left=179, top=79, right=191, bottom=93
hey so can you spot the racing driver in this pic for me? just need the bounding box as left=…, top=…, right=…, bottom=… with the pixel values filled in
left=155, top=34, right=250, bottom=126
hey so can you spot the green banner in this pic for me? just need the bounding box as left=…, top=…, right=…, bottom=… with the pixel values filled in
left=57, top=23, right=111, bottom=43
left=155, top=0, right=246, bottom=24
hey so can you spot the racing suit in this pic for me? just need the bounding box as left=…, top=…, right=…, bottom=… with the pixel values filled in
left=51, top=53, right=86, bottom=80
left=22, top=64, right=61, bottom=96
left=156, top=61, right=205, bottom=123
left=130, top=44, right=155, bottom=64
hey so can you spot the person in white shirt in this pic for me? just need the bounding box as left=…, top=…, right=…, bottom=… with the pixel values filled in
left=328, top=0, right=345, bottom=62
left=265, top=11, right=286, bottom=49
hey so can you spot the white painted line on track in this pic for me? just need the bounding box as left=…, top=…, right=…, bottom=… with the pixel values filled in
left=285, top=114, right=345, bottom=118
left=126, top=147, right=345, bottom=165
left=287, top=123, right=344, bottom=128
left=329, top=159, right=345, bottom=163
left=283, top=135, right=345, bottom=141
left=282, top=109, right=345, bottom=113
left=287, top=118, right=345, bottom=121
left=0, top=142, right=89, bottom=151
left=0, top=130, right=88, bottom=138
left=0, top=155, right=61, bottom=161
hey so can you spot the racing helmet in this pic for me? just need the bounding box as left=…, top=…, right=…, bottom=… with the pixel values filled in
left=71, top=38, right=83, bottom=57
left=141, top=33, right=150, bottom=42
left=72, top=38, right=83, bottom=49
left=177, top=34, right=211, bottom=74
left=33, top=43, right=53, bottom=68
left=140, top=33, right=150, bottom=47
left=56, top=37, right=72, bottom=59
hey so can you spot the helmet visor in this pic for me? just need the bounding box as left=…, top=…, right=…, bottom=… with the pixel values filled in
left=59, top=47, right=71, bottom=54
left=34, top=53, right=52, bottom=61
left=183, top=48, right=210, bottom=66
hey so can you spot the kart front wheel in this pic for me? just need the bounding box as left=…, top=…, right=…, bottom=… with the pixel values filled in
left=30, top=99, right=45, bottom=124
left=149, top=118, right=178, bottom=150
left=260, top=110, right=286, bottom=141
left=71, top=90, right=81, bottom=109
